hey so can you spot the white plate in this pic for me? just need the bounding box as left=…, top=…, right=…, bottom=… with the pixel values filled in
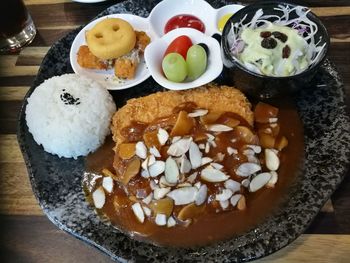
left=70, top=0, right=244, bottom=90
left=148, top=0, right=244, bottom=37
left=70, top=14, right=156, bottom=90
left=144, top=28, right=223, bottom=90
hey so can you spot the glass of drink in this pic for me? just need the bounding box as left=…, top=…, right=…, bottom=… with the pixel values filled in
left=0, top=0, right=37, bottom=53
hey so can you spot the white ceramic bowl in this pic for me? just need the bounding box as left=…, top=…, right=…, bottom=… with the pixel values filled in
left=70, top=0, right=244, bottom=90
left=144, top=28, right=223, bottom=90
left=70, top=14, right=156, bottom=90
left=148, top=0, right=244, bottom=37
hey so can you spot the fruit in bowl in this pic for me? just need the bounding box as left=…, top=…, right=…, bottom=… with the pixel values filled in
left=144, top=28, right=222, bottom=90
left=161, top=35, right=208, bottom=83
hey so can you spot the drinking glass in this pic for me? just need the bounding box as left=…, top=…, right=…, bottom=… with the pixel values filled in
left=0, top=0, right=37, bottom=53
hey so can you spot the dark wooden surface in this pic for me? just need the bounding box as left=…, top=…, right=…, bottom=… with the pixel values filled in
left=0, top=0, right=349, bottom=262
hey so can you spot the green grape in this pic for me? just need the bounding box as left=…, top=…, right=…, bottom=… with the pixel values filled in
left=186, top=44, right=207, bottom=81
left=162, top=53, right=188, bottom=82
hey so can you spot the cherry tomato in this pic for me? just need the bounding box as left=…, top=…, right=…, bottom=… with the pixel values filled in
left=164, top=14, right=205, bottom=34
left=164, top=35, right=193, bottom=59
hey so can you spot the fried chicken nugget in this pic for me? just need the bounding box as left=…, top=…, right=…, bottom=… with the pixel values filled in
left=77, top=45, right=107, bottom=70
left=135, top=31, right=151, bottom=53
left=111, top=85, right=254, bottom=145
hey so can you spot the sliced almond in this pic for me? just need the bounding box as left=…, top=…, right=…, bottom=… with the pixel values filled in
left=249, top=172, right=272, bottom=192
left=167, top=137, right=192, bottom=157
left=269, top=117, right=278, bottom=123
left=141, top=169, right=150, bottom=178
left=267, top=171, right=278, bottom=188
left=201, top=167, right=229, bottom=182
left=135, top=141, right=147, bottom=159
left=186, top=172, right=198, bottom=183
left=189, top=142, right=202, bottom=169
left=149, top=197, right=174, bottom=217
left=247, top=154, right=260, bottom=164
left=131, top=203, right=145, bottom=223
left=142, top=206, right=152, bottom=217
left=205, top=142, right=210, bottom=153
left=243, top=148, right=255, bottom=156
left=201, top=157, right=213, bottom=166
left=172, top=136, right=181, bottom=143
left=157, top=128, right=169, bottom=146
left=265, top=149, right=280, bottom=171
left=247, top=145, right=262, bottom=154
left=141, top=155, right=155, bottom=170
left=159, top=175, right=176, bottom=187
left=195, top=184, right=208, bottom=206
left=206, top=133, right=215, bottom=141
left=177, top=182, right=192, bottom=188
left=142, top=193, right=153, bottom=205
left=215, top=189, right=233, bottom=201
left=92, top=187, right=105, bottom=209
left=188, top=109, right=208, bottom=118
left=194, top=181, right=201, bottom=189
left=227, top=147, right=238, bottom=155
left=154, top=187, right=171, bottom=200
left=207, top=124, right=233, bottom=132
left=122, top=158, right=141, bottom=185
left=211, top=162, right=223, bottom=170
left=199, top=143, right=205, bottom=150
left=167, top=187, right=198, bottom=205
left=237, top=195, right=246, bottom=210
left=230, top=194, right=242, bottom=207
left=102, top=177, right=114, bottom=193
left=165, top=157, right=180, bottom=184
left=178, top=203, right=206, bottom=221
left=155, top=213, right=167, bottom=226
left=241, top=179, right=250, bottom=188
left=180, top=155, right=192, bottom=174
left=236, top=162, right=261, bottom=177
left=209, top=140, right=217, bottom=148
left=224, top=179, right=240, bottom=193
left=149, top=180, right=158, bottom=190
left=149, top=146, right=161, bottom=158
left=167, top=216, right=176, bottom=227
left=220, top=200, right=229, bottom=209
left=148, top=160, right=165, bottom=178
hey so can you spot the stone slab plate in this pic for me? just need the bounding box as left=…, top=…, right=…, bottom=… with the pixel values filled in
left=17, top=0, right=350, bottom=262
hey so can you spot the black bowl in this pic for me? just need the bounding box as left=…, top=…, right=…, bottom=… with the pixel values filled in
left=221, top=1, right=330, bottom=99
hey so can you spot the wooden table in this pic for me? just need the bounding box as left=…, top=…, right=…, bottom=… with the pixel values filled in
left=0, top=0, right=349, bottom=262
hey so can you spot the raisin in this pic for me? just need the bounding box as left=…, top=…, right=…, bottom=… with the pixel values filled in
left=282, top=45, right=291, bottom=58
left=272, top=31, right=288, bottom=43
left=261, top=37, right=277, bottom=49
left=260, top=31, right=272, bottom=38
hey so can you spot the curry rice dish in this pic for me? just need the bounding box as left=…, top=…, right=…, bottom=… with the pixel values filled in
left=83, top=84, right=303, bottom=246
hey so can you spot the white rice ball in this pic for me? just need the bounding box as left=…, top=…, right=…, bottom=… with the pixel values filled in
left=25, top=74, right=116, bottom=159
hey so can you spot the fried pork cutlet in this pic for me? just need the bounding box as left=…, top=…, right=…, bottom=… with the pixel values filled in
left=111, top=85, right=254, bottom=146
left=77, top=45, right=107, bottom=70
